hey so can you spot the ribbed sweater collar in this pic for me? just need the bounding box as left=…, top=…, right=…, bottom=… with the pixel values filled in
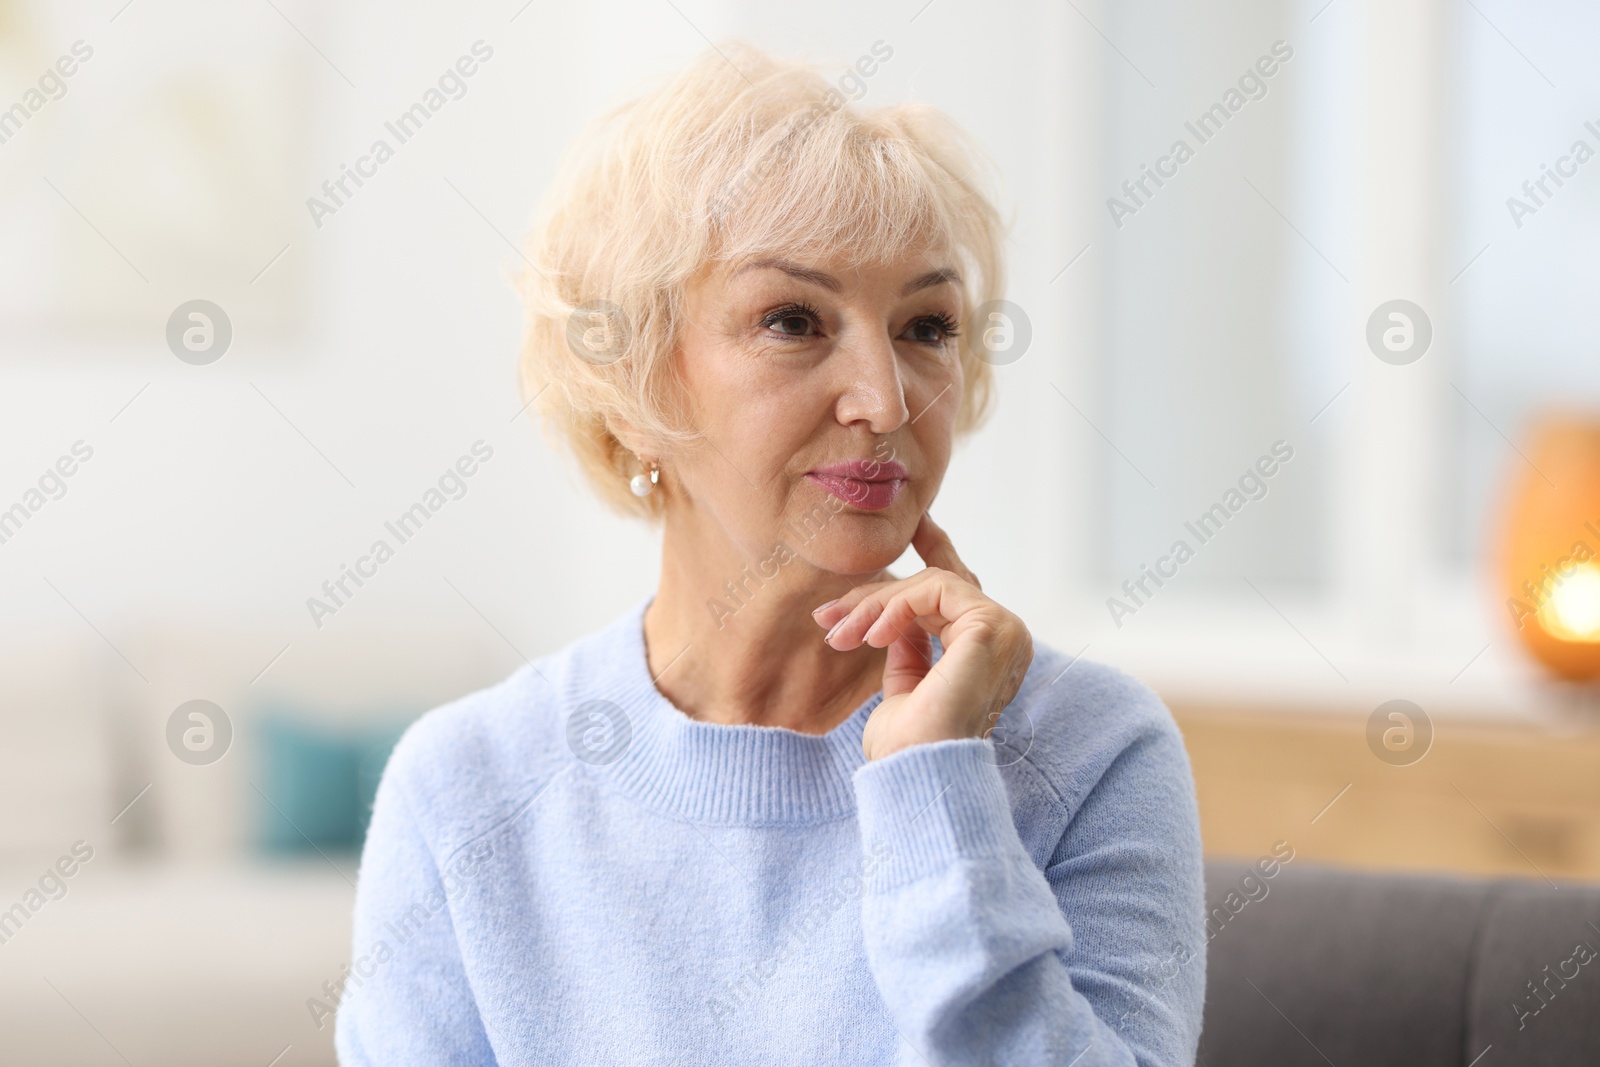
left=580, top=595, right=937, bottom=826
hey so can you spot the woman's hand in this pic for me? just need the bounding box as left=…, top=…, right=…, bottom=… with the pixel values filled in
left=811, top=512, right=1034, bottom=762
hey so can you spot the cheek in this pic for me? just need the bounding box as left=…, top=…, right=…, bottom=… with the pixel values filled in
left=673, top=363, right=815, bottom=510
left=905, top=368, right=960, bottom=494
left=908, top=357, right=963, bottom=435
left=912, top=430, right=955, bottom=503
left=710, top=363, right=822, bottom=456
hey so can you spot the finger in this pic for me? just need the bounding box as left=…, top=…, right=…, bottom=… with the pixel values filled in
left=810, top=573, right=905, bottom=627
left=911, top=511, right=980, bottom=590
left=880, top=626, right=932, bottom=699
left=815, top=571, right=935, bottom=638
left=860, top=582, right=987, bottom=650
left=827, top=570, right=989, bottom=651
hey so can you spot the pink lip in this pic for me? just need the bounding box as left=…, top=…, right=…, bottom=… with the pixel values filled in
left=805, top=459, right=909, bottom=511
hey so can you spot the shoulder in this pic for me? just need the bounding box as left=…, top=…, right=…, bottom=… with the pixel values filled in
left=376, top=662, right=558, bottom=861
left=993, top=637, right=1196, bottom=846
left=375, top=609, right=630, bottom=860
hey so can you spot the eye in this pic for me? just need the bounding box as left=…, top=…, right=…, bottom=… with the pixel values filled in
left=904, top=312, right=961, bottom=346
left=761, top=302, right=823, bottom=338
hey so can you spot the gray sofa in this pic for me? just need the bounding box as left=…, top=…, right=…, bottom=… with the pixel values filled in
left=1200, top=860, right=1600, bottom=1066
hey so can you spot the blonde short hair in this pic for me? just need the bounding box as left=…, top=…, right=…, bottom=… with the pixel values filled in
left=515, top=39, right=1007, bottom=521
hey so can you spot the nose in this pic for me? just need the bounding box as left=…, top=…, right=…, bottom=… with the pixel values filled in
left=832, top=326, right=910, bottom=434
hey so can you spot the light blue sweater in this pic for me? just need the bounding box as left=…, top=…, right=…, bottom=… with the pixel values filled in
left=334, top=595, right=1206, bottom=1065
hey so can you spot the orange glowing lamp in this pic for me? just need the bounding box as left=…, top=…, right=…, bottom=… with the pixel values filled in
left=1502, top=415, right=1600, bottom=681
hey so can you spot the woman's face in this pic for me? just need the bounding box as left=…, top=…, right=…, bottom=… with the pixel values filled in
left=664, top=245, right=965, bottom=578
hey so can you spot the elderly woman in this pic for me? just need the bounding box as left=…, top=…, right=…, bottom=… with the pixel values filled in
left=336, top=41, right=1205, bottom=1067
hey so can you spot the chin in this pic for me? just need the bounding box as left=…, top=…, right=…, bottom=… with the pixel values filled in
left=792, top=523, right=910, bottom=577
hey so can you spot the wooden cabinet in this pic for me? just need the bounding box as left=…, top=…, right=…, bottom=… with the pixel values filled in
left=1171, top=704, right=1600, bottom=884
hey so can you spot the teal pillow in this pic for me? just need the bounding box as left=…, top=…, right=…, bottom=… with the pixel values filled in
left=254, top=710, right=411, bottom=854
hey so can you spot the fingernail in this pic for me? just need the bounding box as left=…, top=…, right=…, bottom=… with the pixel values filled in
left=812, top=599, right=839, bottom=616
left=825, top=617, right=846, bottom=643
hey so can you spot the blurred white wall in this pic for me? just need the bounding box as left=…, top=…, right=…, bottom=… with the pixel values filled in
left=0, top=0, right=1100, bottom=703
left=4, top=0, right=1599, bottom=1062
left=0, top=3, right=1104, bottom=1062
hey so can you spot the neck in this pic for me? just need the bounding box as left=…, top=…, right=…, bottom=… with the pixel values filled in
left=643, top=513, right=891, bottom=734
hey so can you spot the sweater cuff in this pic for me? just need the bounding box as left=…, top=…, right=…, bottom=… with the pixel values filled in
left=852, top=737, right=1023, bottom=891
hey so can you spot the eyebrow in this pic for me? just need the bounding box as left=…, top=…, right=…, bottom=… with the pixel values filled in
left=902, top=267, right=963, bottom=294
left=732, top=258, right=963, bottom=296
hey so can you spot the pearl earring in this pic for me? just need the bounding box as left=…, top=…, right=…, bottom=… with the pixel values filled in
left=630, top=457, right=659, bottom=497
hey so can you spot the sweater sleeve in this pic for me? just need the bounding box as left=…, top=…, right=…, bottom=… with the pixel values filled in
left=334, top=757, right=499, bottom=1067
left=852, top=729, right=1205, bottom=1067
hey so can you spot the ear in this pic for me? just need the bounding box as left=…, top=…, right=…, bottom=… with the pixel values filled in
left=608, top=415, right=649, bottom=460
